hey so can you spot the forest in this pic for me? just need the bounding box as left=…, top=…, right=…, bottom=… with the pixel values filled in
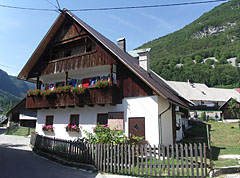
left=138, top=0, right=240, bottom=88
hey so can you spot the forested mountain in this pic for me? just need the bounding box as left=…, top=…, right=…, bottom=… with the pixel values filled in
left=0, top=69, right=35, bottom=114
left=138, top=0, right=240, bottom=88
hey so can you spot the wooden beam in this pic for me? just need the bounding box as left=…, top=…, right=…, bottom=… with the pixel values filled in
left=77, top=104, right=84, bottom=108
left=65, top=71, right=68, bottom=85
left=36, top=76, right=40, bottom=89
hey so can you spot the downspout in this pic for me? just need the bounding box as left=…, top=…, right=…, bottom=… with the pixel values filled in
left=158, top=101, right=171, bottom=145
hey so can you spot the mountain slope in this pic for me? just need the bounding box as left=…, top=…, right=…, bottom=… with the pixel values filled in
left=0, top=69, right=35, bottom=114
left=138, top=0, right=240, bottom=88
left=0, top=69, right=21, bottom=97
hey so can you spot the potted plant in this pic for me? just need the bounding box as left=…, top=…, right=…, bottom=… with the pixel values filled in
left=42, top=125, right=54, bottom=132
left=95, top=80, right=112, bottom=89
left=27, top=89, right=41, bottom=97
left=65, top=123, right=81, bottom=132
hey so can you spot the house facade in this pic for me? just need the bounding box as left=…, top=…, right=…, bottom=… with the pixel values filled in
left=18, top=9, right=189, bottom=146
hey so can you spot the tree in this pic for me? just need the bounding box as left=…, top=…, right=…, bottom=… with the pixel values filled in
left=228, top=98, right=240, bottom=129
left=195, top=55, right=203, bottom=63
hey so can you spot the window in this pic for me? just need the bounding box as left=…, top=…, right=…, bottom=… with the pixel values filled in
left=46, top=115, right=54, bottom=126
left=86, top=39, right=95, bottom=52
left=64, top=50, right=72, bottom=57
left=97, top=113, right=108, bottom=125
left=70, top=114, right=79, bottom=126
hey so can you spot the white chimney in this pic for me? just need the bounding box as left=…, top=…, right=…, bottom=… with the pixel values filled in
left=117, top=37, right=126, bottom=52
left=138, top=48, right=151, bottom=72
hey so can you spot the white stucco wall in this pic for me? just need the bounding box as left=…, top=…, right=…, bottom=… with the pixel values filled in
left=36, top=104, right=123, bottom=140
left=158, top=96, right=173, bottom=146
left=123, top=95, right=159, bottom=146
left=176, top=113, right=183, bottom=142
left=35, top=94, right=175, bottom=146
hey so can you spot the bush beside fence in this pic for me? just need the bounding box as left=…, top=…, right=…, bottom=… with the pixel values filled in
left=31, top=133, right=208, bottom=177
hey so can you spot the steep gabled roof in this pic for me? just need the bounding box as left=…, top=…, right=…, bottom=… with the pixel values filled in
left=18, top=9, right=189, bottom=108
left=219, top=97, right=240, bottom=110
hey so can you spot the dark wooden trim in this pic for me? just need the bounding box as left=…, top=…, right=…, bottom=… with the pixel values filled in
left=65, top=71, right=68, bottom=85
left=52, top=35, right=87, bottom=47
left=172, top=105, right=176, bottom=144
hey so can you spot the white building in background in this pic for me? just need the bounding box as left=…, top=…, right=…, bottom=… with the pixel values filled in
left=167, top=81, right=240, bottom=120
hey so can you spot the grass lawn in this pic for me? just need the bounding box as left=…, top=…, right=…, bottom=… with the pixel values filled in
left=181, top=120, right=240, bottom=168
left=5, top=126, right=35, bottom=136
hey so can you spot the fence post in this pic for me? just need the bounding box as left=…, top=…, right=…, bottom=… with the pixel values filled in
left=206, top=124, right=213, bottom=170
left=27, top=127, right=30, bottom=135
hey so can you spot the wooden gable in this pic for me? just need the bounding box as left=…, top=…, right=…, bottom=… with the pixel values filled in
left=27, top=18, right=116, bottom=78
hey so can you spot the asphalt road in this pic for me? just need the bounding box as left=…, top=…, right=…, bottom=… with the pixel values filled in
left=0, top=134, right=98, bottom=178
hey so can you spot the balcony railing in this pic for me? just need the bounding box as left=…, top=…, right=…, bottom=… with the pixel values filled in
left=40, top=50, right=115, bottom=76
left=26, top=86, right=119, bottom=109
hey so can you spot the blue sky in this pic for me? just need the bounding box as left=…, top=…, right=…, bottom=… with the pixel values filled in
left=0, top=0, right=227, bottom=76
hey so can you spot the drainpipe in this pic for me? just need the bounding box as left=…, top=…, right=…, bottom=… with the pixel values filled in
left=158, top=101, right=171, bottom=145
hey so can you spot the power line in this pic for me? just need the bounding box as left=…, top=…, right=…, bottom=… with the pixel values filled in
left=45, top=0, right=59, bottom=10
left=69, top=0, right=228, bottom=11
left=0, top=64, right=19, bottom=70
left=0, top=4, right=56, bottom=12
left=56, top=0, right=61, bottom=10
left=0, top=0, right=228, bottom=12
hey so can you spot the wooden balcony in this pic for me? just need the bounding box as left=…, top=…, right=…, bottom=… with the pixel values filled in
left=26, top=86, right=120, bottom=109
left=40, top=49, right=115, bottom=76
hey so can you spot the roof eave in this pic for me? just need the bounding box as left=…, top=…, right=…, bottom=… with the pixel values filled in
left=17, top=13, right=66, bottom=81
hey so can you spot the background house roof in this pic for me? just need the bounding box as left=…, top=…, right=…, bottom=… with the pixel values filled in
left=128, top=48, right=151, bottom=58
left=167, top=81, right=240, bottom=103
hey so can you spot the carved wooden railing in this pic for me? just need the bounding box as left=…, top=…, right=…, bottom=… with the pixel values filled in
left=26, top=86, right=119, bottom=109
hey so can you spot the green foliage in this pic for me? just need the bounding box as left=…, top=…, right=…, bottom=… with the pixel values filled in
left=27, top=86, right=87, bottom=97
left=70, top=87, right=86, bottom=95
left=201, top=112, right=206, bottom=120
left=130, top=135, right=144, bottom=144
left=83, top=123, right=129, bottom=144
left=27, top=89, right=41, bottom=96
left=228, top=98, right=240, bottom=120
left=139, top=0, right=240, bottom=88
left=0, top=89, right=21, bottom=115
left=205, top=59, right=214, bottom=65
left=0, top=69, right=35, bottom=114
left=195, top=55, right=203, bottom=63
left=95, top=80, right=112, bottom=88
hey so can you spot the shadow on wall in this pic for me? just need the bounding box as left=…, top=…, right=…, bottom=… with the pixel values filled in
left=0, top=128, right=6, bottom=134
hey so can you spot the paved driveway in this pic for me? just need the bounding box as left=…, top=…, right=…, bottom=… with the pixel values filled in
left=0, top=134, right=98, bottom=178
left=0, top=134, right=137, bottom=178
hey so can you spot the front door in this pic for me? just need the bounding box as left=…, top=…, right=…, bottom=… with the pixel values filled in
left=129, top=117, right=145, bottom=139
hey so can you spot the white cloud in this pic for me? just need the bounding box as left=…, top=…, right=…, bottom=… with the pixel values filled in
left=139, top=12, right=174, bottom=31
left=108, top=14, right=147, bottom=35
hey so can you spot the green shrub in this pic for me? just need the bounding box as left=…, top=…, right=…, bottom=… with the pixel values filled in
left=83, top=123, right=129, bottom=144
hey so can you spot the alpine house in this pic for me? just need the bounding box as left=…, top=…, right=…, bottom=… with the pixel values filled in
left=18, top=9, right=190, bottom=145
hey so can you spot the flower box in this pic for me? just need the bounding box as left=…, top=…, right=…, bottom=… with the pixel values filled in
left=65, top=124, right=81, bottom=132
left=42, top=125, right=54, bottom=132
